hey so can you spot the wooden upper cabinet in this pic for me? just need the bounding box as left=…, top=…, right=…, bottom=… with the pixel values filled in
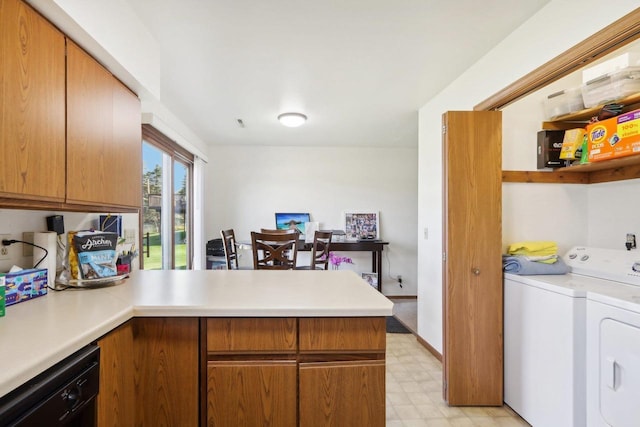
left=66, top=40, right=141, bottom=209
left=0, top=0, right=66, bottom=201
left=112, top=79, right=142, bottom=207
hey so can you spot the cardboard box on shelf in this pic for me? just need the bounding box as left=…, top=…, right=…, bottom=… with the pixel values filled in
left=559, top=128, right=586, bottom=160
left=588, top=108, right=640, bottom=162
left=537, top=130, right=565, bottom=169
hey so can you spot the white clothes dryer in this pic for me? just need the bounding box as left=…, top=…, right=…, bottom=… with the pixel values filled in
left=585, top=273, right=640, bottom=426
left=505, top=247, right=640, bottom=427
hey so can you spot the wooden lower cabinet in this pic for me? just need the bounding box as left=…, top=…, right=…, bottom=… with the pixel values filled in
left=133, top=317, right=199, bottom=427
left=299, top=360, right=385, bottom=427
left=207, top=361, right=297, bottom=426
left=96, top=316, right=385, bottom=426
left=96, top=318, right=199, bottom=427
left=205, top=317, right=386, bottom=427
left=96, top=321, right=135, bottom=427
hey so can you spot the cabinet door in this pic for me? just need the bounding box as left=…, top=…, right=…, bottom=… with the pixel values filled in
left=0, top=0, right=65, bottom=201
left=111, top=80, right=142, bottom=207
left=299, top=360, right=385, bottom=427
left=207, top=361, right=297, bottom=427
left=66, top=40, right=141, bottom=208
left=96, top=321, right=135, bottom=427
left=133, top=318, right=199, bottom=427
left=442, top=110, right=503, bottom=405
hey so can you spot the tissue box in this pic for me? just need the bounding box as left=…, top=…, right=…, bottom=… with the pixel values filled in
left=4, top=268, right=48, bottom=306
left=588, top=108, right=640, bottom=162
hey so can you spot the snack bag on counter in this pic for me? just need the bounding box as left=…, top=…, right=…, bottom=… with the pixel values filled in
left=69, top=231, right=119, bottom=279
left=67, top=231, right=79, bottom=279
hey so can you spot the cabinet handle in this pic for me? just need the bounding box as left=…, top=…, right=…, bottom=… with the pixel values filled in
left=605, top=357, right=618, bottom=390
left=472, top=268, right=480, bottom=276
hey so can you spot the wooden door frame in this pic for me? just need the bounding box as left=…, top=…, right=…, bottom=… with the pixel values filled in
left=475, top=8, right=640, bottom=112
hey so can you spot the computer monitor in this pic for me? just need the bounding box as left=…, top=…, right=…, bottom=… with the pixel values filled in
left=274, top=212, right=310, bottom=235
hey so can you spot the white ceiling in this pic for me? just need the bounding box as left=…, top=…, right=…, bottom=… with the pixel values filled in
left=126, top=0, right=550, bottom=148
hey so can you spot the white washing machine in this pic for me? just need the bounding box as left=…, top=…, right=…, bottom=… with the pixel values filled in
left=505, top=247, right=640, bottom=427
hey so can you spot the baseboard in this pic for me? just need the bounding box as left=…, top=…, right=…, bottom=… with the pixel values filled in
left=416, top=334, right=442, bottom=362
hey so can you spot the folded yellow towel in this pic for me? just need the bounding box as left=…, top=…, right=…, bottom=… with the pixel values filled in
left=507, top=241, right=558, bottom=257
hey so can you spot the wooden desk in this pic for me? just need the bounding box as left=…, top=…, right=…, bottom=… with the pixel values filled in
left=300, top=240, right=389, bottom=292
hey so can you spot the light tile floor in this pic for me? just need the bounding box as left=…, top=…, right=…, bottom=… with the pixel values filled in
left=385, top=333, right=530, bottom=427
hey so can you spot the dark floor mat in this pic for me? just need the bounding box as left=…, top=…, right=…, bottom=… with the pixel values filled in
left=386, top=316, right=412, bottom=334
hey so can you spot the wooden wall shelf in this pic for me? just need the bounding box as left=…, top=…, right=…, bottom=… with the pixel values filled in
left=503, top=154, right=640, bottom=184
left=544, top=92, right=640, bottom=124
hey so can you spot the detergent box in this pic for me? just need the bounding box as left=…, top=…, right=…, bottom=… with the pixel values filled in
left=4, top=268, right=48, bottom=307
left=587, top=108, right=640, bottom=162
left=559, top=128, right=586, bottom=160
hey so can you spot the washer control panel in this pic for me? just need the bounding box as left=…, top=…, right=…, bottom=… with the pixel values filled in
left=564, top=246, right=640, bottom=287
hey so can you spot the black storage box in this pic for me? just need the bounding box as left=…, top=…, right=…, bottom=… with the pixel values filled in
left=206, top=238, right=225, bottom=256
left=537, top=130, right=565, bottom=169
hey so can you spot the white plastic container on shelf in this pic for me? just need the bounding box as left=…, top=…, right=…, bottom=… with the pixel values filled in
left=582, top=66, right=640, bottom=108
left=582, top=52, right=640, bottom=84
left=544, top=87, right=584, bottom=119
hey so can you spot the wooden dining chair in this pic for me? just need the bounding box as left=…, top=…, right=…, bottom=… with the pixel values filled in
left=220, top=229, right=241, bottom=270
left=298, top=230, right=332, bottom=270
left=251, top=231, right=299, bottom=270
left=260, top=228, right=299, bottom=234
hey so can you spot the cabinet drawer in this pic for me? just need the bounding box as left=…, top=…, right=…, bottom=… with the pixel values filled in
left=299, top=317, right=385, bottom=352
left=206, top=318, right=296, bottom=353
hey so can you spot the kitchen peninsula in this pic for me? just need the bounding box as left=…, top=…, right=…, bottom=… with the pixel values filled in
left=0, top=270, right=392, bottom=426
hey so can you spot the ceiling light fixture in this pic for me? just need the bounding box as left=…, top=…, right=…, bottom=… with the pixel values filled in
left=277, top=112, right=307, bottom=127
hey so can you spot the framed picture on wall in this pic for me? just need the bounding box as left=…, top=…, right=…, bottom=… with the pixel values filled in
left=343, top=211, right=379, bottom=241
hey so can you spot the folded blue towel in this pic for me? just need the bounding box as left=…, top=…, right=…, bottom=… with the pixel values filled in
left=502, top=255, right=569, bottom=275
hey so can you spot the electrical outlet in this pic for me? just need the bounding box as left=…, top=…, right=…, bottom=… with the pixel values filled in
left=0, top=234, right=11, bottom=260
left=626, top=233, right=637, bottom=250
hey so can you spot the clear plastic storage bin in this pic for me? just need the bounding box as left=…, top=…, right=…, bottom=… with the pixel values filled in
left=582, top=66, right=640, bottom=108
left=544, top=87, right=584, bottom=119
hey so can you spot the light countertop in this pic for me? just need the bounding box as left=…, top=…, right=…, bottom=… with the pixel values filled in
left=0, top=269, right=392, bottom=398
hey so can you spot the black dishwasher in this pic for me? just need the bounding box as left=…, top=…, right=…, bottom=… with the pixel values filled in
left=0, top=344, right=100, bottom=427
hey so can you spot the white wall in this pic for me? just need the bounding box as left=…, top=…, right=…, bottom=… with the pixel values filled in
left=0, top=209, right=139, bottom=274
left=418, top=1, right=639, bottom=352
left=205, top=145, right=418, bottom=296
